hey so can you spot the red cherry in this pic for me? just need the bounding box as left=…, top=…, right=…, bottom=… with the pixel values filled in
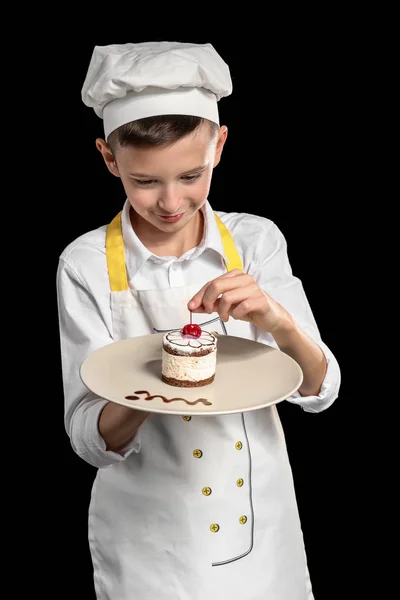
left=182, top=324, right=202, bottom=338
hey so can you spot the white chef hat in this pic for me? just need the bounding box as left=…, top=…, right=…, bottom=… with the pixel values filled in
left=81, top=41, right=233, bottom=140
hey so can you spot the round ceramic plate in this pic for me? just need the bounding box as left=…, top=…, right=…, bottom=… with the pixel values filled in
left=80, top=333, right=303, bottom=416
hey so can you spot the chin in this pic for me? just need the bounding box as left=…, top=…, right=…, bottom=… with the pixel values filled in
left=156, top=218, right=188, bottom=231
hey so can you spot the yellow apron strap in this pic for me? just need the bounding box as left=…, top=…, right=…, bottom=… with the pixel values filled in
left=106, top=211, right=129, bottom=292
left=105, top=210, right=243, bottom=292
left=212, top=213, right=243, bottom=272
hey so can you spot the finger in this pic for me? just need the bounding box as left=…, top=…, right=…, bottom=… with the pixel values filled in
left=231, top=294, right=268, bottom=321
left=201, top=274, right=251, bottom=314
left=217, top=284, right=260, bottom=322
left=188, top=280, right=213, bottom=311
left=196, top=273, right=251, bottom=314
left=187, top=270, right=244, bottom=311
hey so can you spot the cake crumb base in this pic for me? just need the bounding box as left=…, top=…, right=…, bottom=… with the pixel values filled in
left=162, top=374, right=215, bottom=387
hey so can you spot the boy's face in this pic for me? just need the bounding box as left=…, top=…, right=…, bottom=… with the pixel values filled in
left=98, top=124, right=227, bottom=235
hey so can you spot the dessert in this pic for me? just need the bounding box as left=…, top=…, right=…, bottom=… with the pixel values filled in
left=161, top=324, right=217, bottom=387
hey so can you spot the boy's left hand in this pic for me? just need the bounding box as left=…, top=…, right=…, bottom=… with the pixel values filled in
left=188, top=269, right=294, bottom=334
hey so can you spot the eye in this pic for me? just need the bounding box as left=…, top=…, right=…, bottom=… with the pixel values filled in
left=181, top=174, right=201, bottom=182
left=134, top=179, right=156, bottom=186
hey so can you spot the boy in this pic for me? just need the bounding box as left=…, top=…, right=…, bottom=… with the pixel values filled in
left=57, top=41, right=341, bottom=599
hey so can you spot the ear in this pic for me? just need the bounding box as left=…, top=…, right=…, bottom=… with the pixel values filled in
left=95, top=138, right=120, bottom=177
left=213, top=126, right=228, bottom=168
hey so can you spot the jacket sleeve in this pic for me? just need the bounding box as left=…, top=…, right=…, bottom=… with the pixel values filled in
left=250, top=220, right=341, bottom=413
left=57, top=256, right=142, bottom=468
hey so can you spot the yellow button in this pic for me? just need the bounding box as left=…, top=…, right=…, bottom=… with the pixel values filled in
left=236, top=478, right=244, bottom=487
left=210, top=523, right=220, bottom=533
left=193, top=449, right=203, bottom=459
left=235, top=441, right=243, bottom=450
left=239, top=515, right=247, bottom=524
left=182, top=416, right=191, bottom=421
left=202, top=487, right=212, bottom=496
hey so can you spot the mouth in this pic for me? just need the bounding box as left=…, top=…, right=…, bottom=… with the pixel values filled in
left=157, top=212, right=185, bottom=223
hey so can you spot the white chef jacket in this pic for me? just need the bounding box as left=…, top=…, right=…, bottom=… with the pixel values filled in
left=57, top=199, right=341, bottom=599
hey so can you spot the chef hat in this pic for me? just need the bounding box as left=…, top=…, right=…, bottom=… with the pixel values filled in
left=81, top=41, right=233, bottom=139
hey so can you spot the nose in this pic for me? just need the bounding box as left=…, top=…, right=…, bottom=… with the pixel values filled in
left=157, top=184, right=182, bottom=214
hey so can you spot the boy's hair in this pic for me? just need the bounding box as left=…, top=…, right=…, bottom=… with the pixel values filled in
left=107, top=115, right=219, bottom=154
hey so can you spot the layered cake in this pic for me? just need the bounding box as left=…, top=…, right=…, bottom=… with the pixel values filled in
left=161, top=324, right=217, bottom=387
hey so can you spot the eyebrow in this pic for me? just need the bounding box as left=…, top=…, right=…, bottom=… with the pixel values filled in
left=129, top=164, right=208, bottom=178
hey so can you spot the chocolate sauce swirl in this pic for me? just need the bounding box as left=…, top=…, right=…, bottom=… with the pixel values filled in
left=125, top=390, right=212, bottom=406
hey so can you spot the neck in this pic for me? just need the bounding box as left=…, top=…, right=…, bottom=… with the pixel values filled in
left=130, top=209, right=204, bottom=258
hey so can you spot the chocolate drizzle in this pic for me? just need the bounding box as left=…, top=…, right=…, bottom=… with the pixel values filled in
left=166, top=330, right=216, bottom=348
left=125, top=390, right=212, bottom=406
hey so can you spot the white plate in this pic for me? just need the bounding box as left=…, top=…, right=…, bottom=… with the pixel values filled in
left=80, top=333, right=303, bottom=416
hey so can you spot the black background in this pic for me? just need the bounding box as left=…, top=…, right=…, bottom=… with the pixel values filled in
left=51, top=21, right=363, bottom=600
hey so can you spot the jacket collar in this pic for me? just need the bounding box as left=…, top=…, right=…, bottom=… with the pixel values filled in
left=120, top=199, right=227, bottom=281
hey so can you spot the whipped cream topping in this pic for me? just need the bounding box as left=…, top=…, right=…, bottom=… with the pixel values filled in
left=164, top=330, right=217, bottom=352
